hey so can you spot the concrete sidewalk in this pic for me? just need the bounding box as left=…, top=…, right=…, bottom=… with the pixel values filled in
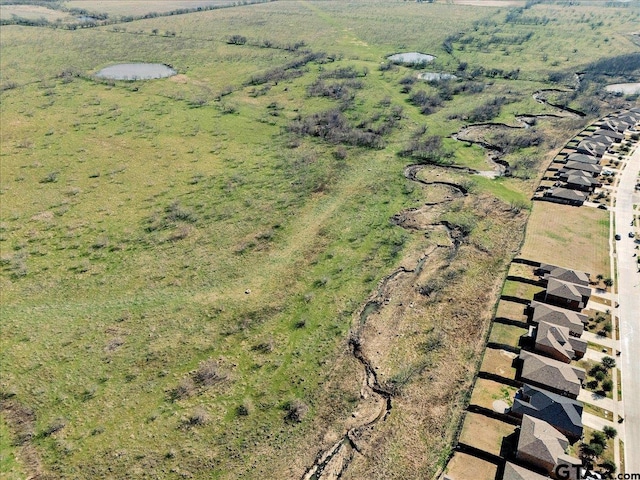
left=581, top=331, right=619, bottom=351
left=582, top=412, right=625, bottom=438
left=578, top=389, right=617, bottom=413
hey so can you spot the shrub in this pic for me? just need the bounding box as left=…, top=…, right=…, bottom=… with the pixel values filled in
left=170, top=378, right=195, bottom=401
left=40, top=171, right=59, bottom=183
left=227, top=34, right=247, bottom=45
left=601, top=356, right=616, bottom=369
left=194, top=360, right=226, bottom=386
left=186, top=407, right=209, bottom=426
left=284, top=399, right=309, bottom=423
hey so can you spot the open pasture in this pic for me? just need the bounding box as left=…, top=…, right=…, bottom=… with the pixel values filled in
left=1, top=0, right=638, bottom=478
left=0, top=4, right=72, bottom=22
left=63, top=0, right=238, bottom=17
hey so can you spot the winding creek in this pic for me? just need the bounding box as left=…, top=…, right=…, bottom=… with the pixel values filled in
left=302, top=81, right=588, bottom=480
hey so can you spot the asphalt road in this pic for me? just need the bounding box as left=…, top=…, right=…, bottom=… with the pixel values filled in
left=615, top=144, right=640, bottom=473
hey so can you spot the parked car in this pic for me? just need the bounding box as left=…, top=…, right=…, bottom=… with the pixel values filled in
left=615, top=234, right=621, bottom=240
left=630, top=232, right=636, bottom=238
left=598, top=204, right=607, bottom=210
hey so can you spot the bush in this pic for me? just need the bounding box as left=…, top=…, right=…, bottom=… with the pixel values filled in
left=227, top=34, right=247, bottom=45
left=185, top=407, right=209, bottom=426
left=284, top=399, right=308, bottom=423
left=601, top=356, right=616, bottom=369
left=194, top=360, right=226, bottom=386
left=170, top=377, right=195, bottom=401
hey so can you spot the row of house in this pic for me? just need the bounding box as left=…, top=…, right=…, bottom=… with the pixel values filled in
left=538, top=108, right=640, bottom=206
left=503, top=264, right=594, bottom=479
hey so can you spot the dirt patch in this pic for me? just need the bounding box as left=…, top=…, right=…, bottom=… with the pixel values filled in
left=0, top=398, right=43, bottom=478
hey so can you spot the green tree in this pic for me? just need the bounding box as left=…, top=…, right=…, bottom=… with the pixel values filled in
left=601, top=356, right=616, bottom=369
left=603, top=426, right=617, bottom=439
left=591, top=431, right=607, bottom=448
left=601, top=459, right=616, bottom=474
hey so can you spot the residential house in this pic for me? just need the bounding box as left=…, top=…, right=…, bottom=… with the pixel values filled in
left=576, top=138, right=608, bottom=157
left=543, top=278, right=591, bottom=311
left=557, top=172, right=599, bottom=192
left=516, top=415, right=581, bottom=479
left=602, top=117, right=632, bottom=134
left=593, top=129, right=624, bottom=141
left=559, top=161, right=602, bottom=177
left=536, top=265, right=590, bottom=287
left=511, top=384, right=583, bottom=441
left=534, top=321, right=586, bottom=362
left=527, top=301, right=586, bottom=337
left=542, top=188, right=587, bottom=206
left=518, top=350, right=585, bottom=398
left=503, top=462, right=550, bottom=480
left=566, top=153, right=599, bottom=165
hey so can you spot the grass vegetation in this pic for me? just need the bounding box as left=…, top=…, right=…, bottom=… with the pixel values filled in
left=458, top=412, right=517, bottom=456
left=443, top=451, right=498, bottom=480
left=469, top=378, right=517, bottom=410
left=520, top=201, right=611, bottom=275
left=1, top=0, right=639, bottom=478
left=488, top=322, right=526, bottom=348
left=480, top=348, right=518, bottom=380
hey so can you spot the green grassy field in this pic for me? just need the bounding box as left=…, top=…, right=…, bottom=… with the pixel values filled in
left=1, top=0, right=639, bottom=478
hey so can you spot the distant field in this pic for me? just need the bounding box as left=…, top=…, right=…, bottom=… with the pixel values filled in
left=63, top=0, right=237, bottom=16
left=520, top=202, right=611, bottom=276
left=0, top=4, right=72, bottom=22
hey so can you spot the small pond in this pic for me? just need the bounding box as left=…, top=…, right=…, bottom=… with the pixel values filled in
left=387, top=52, right=435, bottom=64
left=418, top=72, right=457, bottom=82
left=605, top=83, right=640, bottom=94
left=95, top=63, right=177, bottom=80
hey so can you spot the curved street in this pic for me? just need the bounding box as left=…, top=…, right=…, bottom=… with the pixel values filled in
left=615, top=143, right=640, bottom=473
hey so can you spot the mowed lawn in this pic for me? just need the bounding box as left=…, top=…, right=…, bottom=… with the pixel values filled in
left=520, top=202, right=610, bottom=277
left=458, top=412, right=517, bottom=456
left=443, top=451, right=498, bottom=480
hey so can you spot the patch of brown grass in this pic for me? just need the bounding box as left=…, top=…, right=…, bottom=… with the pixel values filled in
left=458, top=412, right=517, bottom=456
left=469, top=378, right=517, bottom=410
left=443, top=451, right=498, bottom=480
left=495, top=300, right=528, bottom=323
left=480, top=348, right=518, bottom=380
left=520, top=202, right=610, bottom=275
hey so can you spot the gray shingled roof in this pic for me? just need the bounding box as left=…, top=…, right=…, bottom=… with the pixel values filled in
left=540, top=265, right=590, bottom=287
left=563, top=174, right=596, bottom=187
left=529, top=301, right=586, bottom=336
left=546, top=278, right=591, bottom=305
left=544, top=188, right=587, bottom=203
left=519, top=350, right=585, bottom=397
left=517, top=416, right=581, bottom=473
left=567, top=153, right=599, bottom=165
left=593, top=129, right=624, bottom=140
left=535, top=321, right=586, bottom=362
left=562, top=161, right=602, bottom=175
left=512, top=384, right=583, bottom=440
left=503, top=461, right=549, bottom=480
